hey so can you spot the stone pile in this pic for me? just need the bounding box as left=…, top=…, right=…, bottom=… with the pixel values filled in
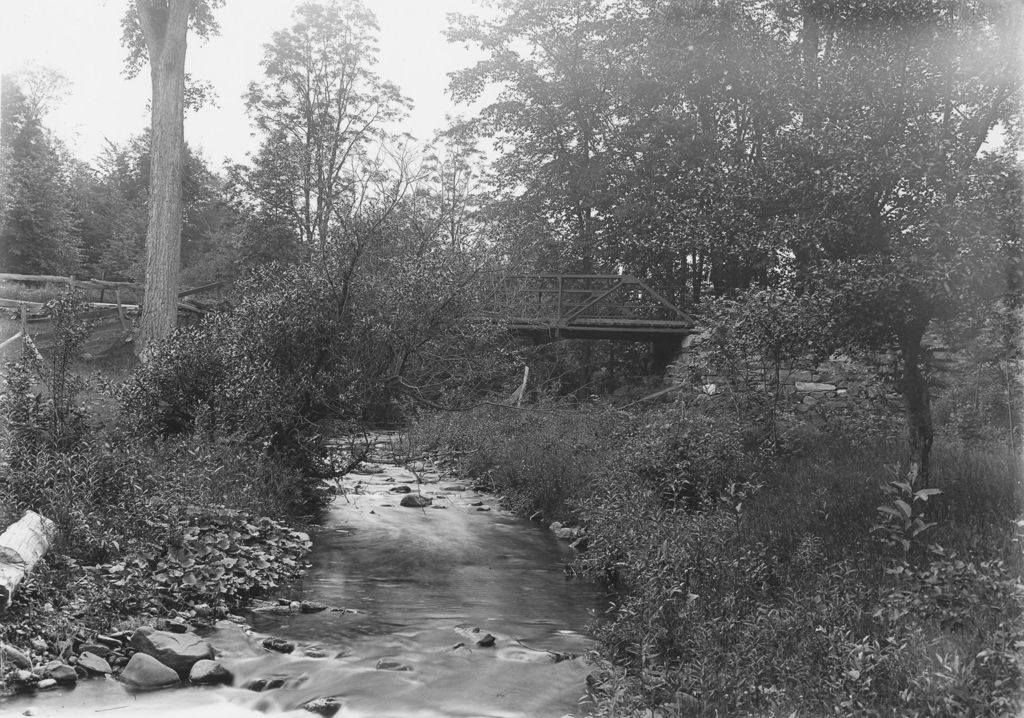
left=1, top=621, right=230, bottom=693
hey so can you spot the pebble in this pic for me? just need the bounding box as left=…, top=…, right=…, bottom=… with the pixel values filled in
left=78, top=643, right=111, bottom=657
left=95, top=634, right=123, bottom=649
left=12, top=669, right=38, bottom=686
left=164, top=619, right=189, bottom=634
left=476, top=634, right=496, bottom=647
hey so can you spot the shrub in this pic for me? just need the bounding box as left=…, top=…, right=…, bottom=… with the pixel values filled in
left=410, top=400, right=622, bottom=521
left=121, top=256, right=509, bottom=497
left=2, top=291, right=92, bottom=465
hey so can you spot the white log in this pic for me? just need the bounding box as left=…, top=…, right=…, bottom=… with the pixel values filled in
left=0, top=510, right=55, bottom=610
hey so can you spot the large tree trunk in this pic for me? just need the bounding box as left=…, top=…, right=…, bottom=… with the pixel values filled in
left=899, top=321, right=934, bottom=484
left=0, top=510, right=55, bottom=610
left=136, top=0, right=193, bottom=357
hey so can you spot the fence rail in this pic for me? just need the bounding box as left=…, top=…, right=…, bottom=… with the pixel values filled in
left=0, top=272, right=224, bottom=320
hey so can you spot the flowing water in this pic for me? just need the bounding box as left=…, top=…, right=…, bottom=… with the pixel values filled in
left=7, top=444, right=605, bottom=718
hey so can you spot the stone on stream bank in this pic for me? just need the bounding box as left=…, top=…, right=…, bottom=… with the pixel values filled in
left=76, top=651, right=112, bottom=675
left=42, top=662, right=77, bottom=684
left=549, top=522, right=585, bottom=541
left=188, top=659, right=233, bottom=685
left=119, top=653, right=180, bottom=690
left=130, top=625, right=215, bottom=676
left=0, top=643, right=31, bottom=670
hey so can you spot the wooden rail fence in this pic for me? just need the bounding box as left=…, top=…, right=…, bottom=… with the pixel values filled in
left=0, top=272, right=225, bottom=352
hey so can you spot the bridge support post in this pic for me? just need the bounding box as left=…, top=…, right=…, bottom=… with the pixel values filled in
left=651, top=337, right=684, bottom=375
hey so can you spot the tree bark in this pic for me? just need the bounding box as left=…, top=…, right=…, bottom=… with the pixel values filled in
left=899, top=321, right=934, bottom=484
left=0, top=510, right=55, bottom=610
left=136, top=0, right=194, bottom=357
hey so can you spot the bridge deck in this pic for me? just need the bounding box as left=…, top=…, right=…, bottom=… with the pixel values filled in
left=484, top=274, right=695, bottom=342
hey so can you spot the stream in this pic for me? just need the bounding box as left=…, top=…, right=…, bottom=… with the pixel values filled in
left=7, top=440, right=606, bottom=718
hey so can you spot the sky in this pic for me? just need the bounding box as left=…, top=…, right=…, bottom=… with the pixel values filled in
left=0, top=0, right=490, bottom=167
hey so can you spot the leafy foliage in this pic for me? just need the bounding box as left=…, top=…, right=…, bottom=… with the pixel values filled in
left=102, top=506, right=310, bottom=612
left=872, top=467, right=941, bottom=554
left=121, top=247, right=508, bottom=500
left=1, top=291, right=92, bottom=466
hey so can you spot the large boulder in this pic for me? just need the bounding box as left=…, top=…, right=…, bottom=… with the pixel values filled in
left=119, top=653, right=180, bottom=690
left=130, top=626, right=214, bottom=677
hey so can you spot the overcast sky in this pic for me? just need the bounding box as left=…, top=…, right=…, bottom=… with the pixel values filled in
left=0, top=0, right=489, bottom=167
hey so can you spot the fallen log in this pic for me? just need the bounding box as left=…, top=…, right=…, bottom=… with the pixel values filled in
left=0, top=510, right=55, bottom=611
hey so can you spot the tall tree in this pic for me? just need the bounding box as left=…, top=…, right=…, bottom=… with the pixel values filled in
left=238, top=0, right=408, bottom=252
left=75, top=131, right=235, bottom=283
left=121, top=0, right=222, bottom=355
left=0, top=71, right=81, bottom=274
left=791, top=0, right=1023, bottom=482
left=448, top=0, right=620, bottom=272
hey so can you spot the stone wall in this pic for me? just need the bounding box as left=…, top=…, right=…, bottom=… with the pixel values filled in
left=668, top=349, right=906, bottom=419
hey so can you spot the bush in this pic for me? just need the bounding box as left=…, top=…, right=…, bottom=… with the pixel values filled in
left=120, top=256, right=509, bottom=501
left=411, top=400, right=623, bottom=521
left=2, top=291, right=92, bottom=466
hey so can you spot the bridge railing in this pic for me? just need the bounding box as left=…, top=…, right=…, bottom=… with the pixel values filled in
left=483, top=274, right=694, bottom=329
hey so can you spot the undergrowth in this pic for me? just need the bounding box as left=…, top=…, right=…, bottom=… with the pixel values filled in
left=0, top=290, right=318, bottom=638
left=410, top=390, right=1024, bottom=716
